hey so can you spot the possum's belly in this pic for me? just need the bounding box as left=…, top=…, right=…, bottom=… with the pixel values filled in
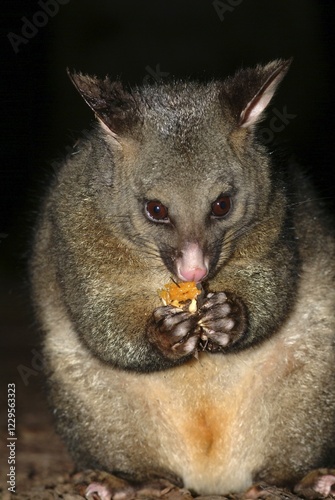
left=44, top=313, right=294, bottom=495
left=137, top=354, right=268, bottom=494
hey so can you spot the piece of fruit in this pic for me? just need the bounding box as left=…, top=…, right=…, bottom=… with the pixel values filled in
left=158, top=281, right=202, bottom=312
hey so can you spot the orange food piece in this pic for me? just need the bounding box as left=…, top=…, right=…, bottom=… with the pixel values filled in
left=159, top=281, right=201, bottom=308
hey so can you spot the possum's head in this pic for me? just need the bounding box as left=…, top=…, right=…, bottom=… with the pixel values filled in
left=68, top=60, right=291, bottom=283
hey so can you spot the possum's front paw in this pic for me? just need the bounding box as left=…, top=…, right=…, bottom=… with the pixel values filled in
left=147, top=305, right=200, bottom=360
left=198, top=292, right=247, bottom=352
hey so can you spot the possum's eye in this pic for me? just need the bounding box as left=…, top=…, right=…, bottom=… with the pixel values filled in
left=145, top=200, right=169, bottom=223
left=211, top=194, right=231, bottom=218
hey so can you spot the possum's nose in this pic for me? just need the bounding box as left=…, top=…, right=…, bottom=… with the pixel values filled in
left=179, top=267, right=208, bottom=282
left=176, top=242, right=208, bottom=283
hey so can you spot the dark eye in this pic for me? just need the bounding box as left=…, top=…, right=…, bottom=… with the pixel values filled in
left=145, top=200, right=169, bottom=222
left=211, top=194, right=231, bottom=218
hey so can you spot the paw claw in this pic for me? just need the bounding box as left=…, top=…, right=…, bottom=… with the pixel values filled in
left=148, top=305, right=199, bottom=360
left=197, top=291, right=247, bottom=352
left=294, top=469, right=335, bottom=499
left=85, top=482, right=112, bottom=500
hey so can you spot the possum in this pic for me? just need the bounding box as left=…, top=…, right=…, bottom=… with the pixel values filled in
left=30, top=60, right=335, bottom=497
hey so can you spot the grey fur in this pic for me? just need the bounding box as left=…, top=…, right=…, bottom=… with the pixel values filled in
left=30, top=60, right=335, bottom=495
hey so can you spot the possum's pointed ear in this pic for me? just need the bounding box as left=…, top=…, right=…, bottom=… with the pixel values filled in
left=67, top=69, right=141, bottom=139
left=220, top=59, right=292, bottom=130
left=239, top=59, right=292, bottom=128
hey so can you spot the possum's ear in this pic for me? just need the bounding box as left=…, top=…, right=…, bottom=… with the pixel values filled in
left=220, top=59, right=292, bottom=129
left=67, top=69, right=141, bottom=139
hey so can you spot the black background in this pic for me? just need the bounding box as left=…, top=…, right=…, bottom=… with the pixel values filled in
left=1, top=0, right=335, bottom=285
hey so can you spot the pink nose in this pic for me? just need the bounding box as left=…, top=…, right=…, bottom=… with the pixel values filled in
left=179, top=267, right=208, bottom=283
left=176, top=242, right=208, bottom=283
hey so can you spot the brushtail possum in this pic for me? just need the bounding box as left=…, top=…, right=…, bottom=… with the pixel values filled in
left=30, top=60, right=335, bottom=496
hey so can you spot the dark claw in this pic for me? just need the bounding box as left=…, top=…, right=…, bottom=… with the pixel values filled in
left=197, top=291, right=247, bottom=352
left=147, top=305, right=200, bottom=360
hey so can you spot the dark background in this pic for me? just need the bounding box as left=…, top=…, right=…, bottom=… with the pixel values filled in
left=1, top=0, right=335, bottom=351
